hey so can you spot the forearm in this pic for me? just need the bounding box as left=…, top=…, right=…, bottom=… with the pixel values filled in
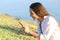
left=26, top=30, right=39, bottom=38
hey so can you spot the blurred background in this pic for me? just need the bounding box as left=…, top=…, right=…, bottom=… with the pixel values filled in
left=0, top=0, right=60, bottom=40
left=0, top=0, right=60, bottom=23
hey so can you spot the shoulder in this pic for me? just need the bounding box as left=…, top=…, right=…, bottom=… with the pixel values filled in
left=42, top=16, right=59, bottom=29
left=44, top=16, right=56, bottom=22
left=43, top=16, right=58, bottom=24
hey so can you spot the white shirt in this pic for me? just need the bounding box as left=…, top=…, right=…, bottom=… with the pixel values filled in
left=37, top=16, right=60, bottom=40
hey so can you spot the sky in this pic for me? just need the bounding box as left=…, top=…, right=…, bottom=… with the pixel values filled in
left=0, top=0, right=60, bottom=23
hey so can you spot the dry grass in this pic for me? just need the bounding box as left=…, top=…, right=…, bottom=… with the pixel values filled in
left=0, top=14, right=38, bottom=40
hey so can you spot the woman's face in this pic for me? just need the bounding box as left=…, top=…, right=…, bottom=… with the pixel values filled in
left=30, top=9, right=39, bottom=20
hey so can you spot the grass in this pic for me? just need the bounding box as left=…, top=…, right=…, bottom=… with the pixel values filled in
left=0, top=14, right=38, bottom=40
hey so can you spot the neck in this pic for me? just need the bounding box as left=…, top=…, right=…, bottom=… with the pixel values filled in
left=38, top=17, right=43, bottom=22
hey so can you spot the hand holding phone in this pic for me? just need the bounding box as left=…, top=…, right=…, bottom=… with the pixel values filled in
left=18, top=21, right=30, bottom=33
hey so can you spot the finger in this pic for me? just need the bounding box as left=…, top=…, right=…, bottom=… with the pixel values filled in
left=18, top=21, right=25, bottom=28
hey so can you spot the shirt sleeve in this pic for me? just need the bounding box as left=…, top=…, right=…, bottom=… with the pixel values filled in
left=40, top=16, right=58, bottom=40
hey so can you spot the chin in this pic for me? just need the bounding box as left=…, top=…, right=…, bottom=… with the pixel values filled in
left=33, top=18, right=37, bottom=20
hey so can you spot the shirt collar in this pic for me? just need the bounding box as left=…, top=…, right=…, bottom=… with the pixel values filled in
left=44, top=16, right=48, bottom=19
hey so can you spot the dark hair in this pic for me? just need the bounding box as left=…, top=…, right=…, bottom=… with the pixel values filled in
left=30, top=2, right=42, bottom=9
left=30, top=2, right=49, bottom=18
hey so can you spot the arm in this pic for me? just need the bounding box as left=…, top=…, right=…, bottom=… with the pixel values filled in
left=23, top=25, right=40, bottom=38
left=28, top=30, right=40, bottom=38
left=18, top=21, right=39, bottom=38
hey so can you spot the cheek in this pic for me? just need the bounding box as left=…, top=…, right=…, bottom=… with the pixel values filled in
left=33, top=14, right=39, bottom=18
left=30, top=15, right=35, bottom=19
left=32, top=16, right=38, bottom=20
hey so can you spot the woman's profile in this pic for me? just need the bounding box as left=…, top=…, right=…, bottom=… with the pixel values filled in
left=20, top=2, right=60, bottom=40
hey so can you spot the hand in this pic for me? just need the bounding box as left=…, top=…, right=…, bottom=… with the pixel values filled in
left=18, top=22, right=30, bottom=33
left=22, top=25, right=30, bottom=33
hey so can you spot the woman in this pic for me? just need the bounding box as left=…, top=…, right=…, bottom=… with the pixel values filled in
left=21, top=2, right=60, bottom=40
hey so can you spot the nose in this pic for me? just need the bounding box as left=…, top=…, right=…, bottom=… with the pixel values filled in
left=30, top=14, right=32, bottom=16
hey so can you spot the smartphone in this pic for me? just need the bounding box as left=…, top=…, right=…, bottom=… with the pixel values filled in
left=18, top=21, right=25, bottom=28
